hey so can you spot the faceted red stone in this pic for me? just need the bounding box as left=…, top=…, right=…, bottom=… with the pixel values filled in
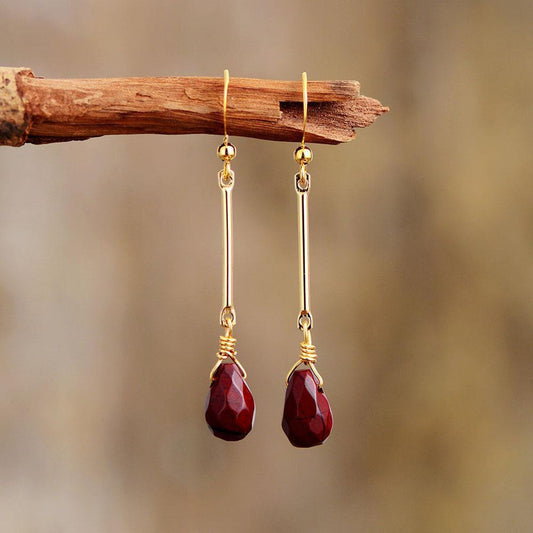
left=205, top=363, right=255, bottom=441
left=282, top=368, right=333, bottom=448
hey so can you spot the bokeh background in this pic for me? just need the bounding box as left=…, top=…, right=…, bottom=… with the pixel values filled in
left=1, top=1, right=532, bottom=531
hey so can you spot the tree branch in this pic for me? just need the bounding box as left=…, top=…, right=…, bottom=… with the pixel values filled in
left=0, top=67, right=388, bottom=147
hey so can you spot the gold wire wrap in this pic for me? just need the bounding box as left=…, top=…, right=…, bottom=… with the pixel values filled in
left=285, top=327, right=324, bottom=388
left=209, top=331, right=247, bottom=382
left=299, top=340, right=317, bottom=363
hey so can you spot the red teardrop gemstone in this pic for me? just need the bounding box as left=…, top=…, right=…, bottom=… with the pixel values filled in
left=205, top=363, right=255, bottom=441
left=282, top=368, right=333, bottom=448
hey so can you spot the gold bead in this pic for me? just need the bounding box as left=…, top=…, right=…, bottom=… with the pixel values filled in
left=294, top=145, right=313, bottom=165
left=217, top=142, right=236, bottom=161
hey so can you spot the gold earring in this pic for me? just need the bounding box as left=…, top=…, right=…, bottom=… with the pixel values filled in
left=281, top=72, right=333, bottom=448
left=205, top=70, right=255, bottom=441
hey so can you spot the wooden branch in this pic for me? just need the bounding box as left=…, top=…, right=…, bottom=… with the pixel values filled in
left=0, top=67, right=388, bottom=147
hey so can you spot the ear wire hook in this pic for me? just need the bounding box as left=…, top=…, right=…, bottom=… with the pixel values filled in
left=301, top=71, right=308, bottom=148
left=223, top=69, right=229, bottom=145
left=295, top=72, right=313, bottom=181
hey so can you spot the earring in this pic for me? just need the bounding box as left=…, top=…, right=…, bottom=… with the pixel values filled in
left=281, top=73, right=333, bottom=448
left=205, top=70, right=255, bottom=441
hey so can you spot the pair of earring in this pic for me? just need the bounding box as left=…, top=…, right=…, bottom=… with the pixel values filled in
left=204, top=71, right=333, bottom=448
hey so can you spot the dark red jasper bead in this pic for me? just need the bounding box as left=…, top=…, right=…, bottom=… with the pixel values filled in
left=205, top=363, right=255, bottom=441
left=282, top=368, right=333, bottom=448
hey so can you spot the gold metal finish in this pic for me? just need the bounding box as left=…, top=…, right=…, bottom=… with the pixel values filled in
left=295, top=171, right=311, bottom=319
left=218, top=70, right=236, bottom=179
left=217, top=142, right=236, bottom=161
left=209, top=332, right=247, bottom=381
left=297, top=73, right=313, bottom=180
left=285, top=72, right=325, bottom=389
left=219, top=305, right=236, bottom=330
left=223, top=68, right=229, bottom=144
left=209, top=69, right=249, bottom=383
left=217, top=70, right=236, bottom=329
left=301, top=72, right=308, bottom=148
left=294, top=145, right=313, bottom=165
left=297, top=309, right=313, bottom=331
left=218, top=168, right=235, bottom=327
left=285, top=325, right=324, bottom=388
left=296, top=73, right=313, bottom=329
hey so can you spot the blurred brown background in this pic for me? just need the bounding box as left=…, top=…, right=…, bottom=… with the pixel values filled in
left=1, top=1, right=532, bottom=532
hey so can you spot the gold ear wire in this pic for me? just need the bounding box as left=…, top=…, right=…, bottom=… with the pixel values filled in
left=294, top=72, right=313, bottom=168
left=223, top=69, right=229, bottom=145
left=301, top=71, right=308, bottom=148
left=217, top=69, right=236, bottom=170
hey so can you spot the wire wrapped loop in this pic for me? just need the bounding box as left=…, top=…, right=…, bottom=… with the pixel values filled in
left=285, top=333, right=324, bottom=389
left=219, top=305, right=236, bottom=329
left=209, top=333, right=247, bottom=382
left=298, top=310, right=313, bottom=331
left=218, top=167, right=235, bottom=189
left=295, top=170, right=311, bottom=194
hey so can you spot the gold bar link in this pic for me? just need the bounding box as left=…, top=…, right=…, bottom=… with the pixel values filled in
left=218, top=168, right=236, bottom=328
left=295, top=170, right=312, bottom=329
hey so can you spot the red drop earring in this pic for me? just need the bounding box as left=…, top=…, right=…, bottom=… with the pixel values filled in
left=205, top=70, right=255, bottom=441
left=281, top=73, right=333, bottom=448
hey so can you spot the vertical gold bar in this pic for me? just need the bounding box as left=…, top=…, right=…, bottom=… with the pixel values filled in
left=222, top=184, right=233, bottom=310
left=297, top=183, right=310, bottom=314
